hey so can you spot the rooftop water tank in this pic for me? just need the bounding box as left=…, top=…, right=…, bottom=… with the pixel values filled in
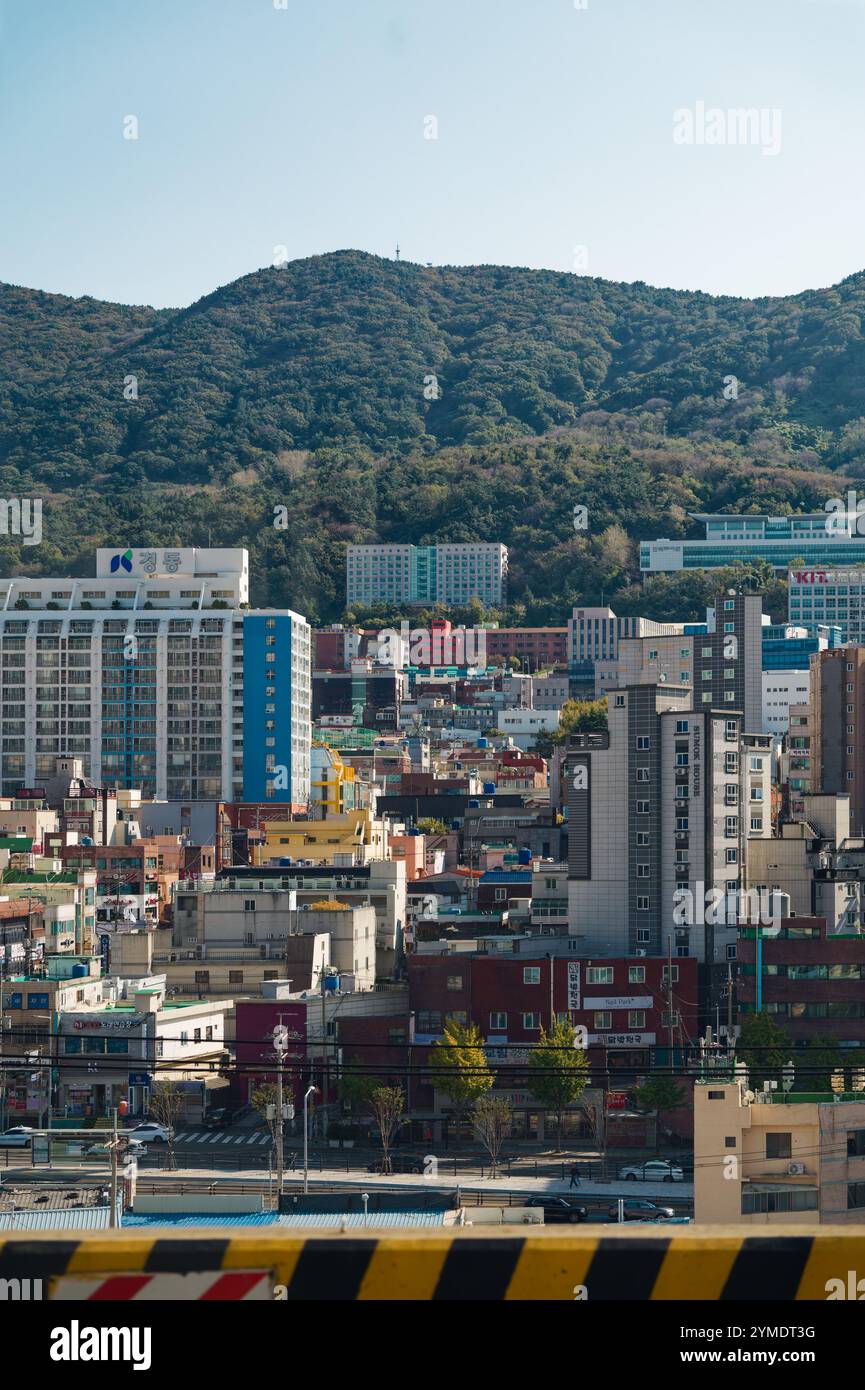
left=71, top=963, right=88, bottom=977
left=518, top=848, right=532, bottom=865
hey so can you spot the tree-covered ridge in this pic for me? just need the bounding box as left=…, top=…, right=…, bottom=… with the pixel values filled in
left=2, top=250, right=865, bottom=623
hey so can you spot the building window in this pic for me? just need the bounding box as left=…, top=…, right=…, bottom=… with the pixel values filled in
left=847, top=1130, right=865, bottom=1158
left=244, top=899, right=256, bottom=911
left=593, top=1012, right=611, bottom=1030
left=766, top=1133, right=792, bottom=1159
left=489, top=1012, right=507, bottom=1031
left=229, top=970, right=243, bottom=986
left=523, top=966, right=541, bottom=984
left=446, top=974, right=463, bottom=991
left=636, top=895, right=650, bottom=911
left=628, top=1011, right=645, bottom=1028
left=522, top=1012, right=540, bottom=1030
left=628, top=966, right=646, bottom=983
left=743, top=1189, right=817, bottom=1214
left=586, top=967, right=614, bottom=984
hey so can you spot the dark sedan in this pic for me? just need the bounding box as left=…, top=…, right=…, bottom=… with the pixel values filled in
left=525, top=1196, right=588, bottom=1223
left=607, top=1199, right=675, bottom=1222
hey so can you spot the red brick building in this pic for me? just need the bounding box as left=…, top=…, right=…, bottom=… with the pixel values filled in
left=738, top=916, right=865, bottom=1045
left=335, top=951, right=699, bottom=1144
left=484, top=628, right=568, bottom=671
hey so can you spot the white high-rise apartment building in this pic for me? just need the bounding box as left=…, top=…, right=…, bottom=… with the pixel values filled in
left=346, top=543, right=507, bottom=608
left=565, top=685, right=772, bottom=975
left=0, top=548, right=311, bottom=804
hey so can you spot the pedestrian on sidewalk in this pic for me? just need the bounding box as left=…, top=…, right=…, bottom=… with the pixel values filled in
left=568, top=1165, right=581, bottom=1189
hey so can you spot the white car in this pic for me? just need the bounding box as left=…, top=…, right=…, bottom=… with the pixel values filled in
left=0, top=1126, right=34, bottom=1148
left=618, top=1158, right=684, bottom=1183
left=128, top=1122, right=170, bottom=1144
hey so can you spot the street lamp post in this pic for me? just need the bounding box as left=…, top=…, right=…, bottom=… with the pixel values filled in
left=303, top=1084, right=319, bottom=1194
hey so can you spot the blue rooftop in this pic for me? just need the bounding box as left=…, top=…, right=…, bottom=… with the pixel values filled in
left=122, top=1211, right=281, bottom=1228
left=480, top=870, right=532, bottom=883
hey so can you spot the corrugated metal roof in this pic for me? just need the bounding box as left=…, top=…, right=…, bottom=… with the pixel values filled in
left=122, top=1212, right=280, bottom=1228
left=479, top=870, right=532, bottom=883
left=275, top=1211, right=448, bottom=1228
left=0, top=1206, right=112, bottom=1230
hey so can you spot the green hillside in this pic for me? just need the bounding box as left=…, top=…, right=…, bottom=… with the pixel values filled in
left=2, top=249, right=865, bottom=623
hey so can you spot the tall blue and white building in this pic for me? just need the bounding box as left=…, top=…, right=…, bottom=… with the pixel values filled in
left=0, top=548, right=310, bottom=803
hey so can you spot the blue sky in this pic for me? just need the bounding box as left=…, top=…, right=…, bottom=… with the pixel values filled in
left=0, top=0, right=863, bottom=308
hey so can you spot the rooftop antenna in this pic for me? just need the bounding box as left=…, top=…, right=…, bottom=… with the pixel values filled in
left=395, top=244, right=401, bottom=261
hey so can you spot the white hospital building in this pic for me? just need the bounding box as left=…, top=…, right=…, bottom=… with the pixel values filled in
left=0, top=548, right=311, bottom=804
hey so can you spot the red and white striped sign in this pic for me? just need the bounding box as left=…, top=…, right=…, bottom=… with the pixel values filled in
left=50, top=1271, right=273, bottom=1300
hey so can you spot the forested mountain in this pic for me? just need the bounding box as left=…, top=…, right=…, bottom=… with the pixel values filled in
left=2, top=249, right=865, bottom=624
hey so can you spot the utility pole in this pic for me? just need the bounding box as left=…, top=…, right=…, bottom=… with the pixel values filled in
left=666, top=933, right=674, bottom=1061
left=0, top=954, right=5, bottom=1134
left=273, top=1022, right=289, bottom=1198
left=109, top=1107, right=119, bottom=1229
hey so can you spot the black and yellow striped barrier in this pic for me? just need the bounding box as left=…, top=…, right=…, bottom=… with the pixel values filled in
left=3, top=1227, right=865, bottom=1299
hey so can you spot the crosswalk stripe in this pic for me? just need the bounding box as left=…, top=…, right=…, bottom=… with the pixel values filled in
left=174, top=1131, right=191, bottom=1142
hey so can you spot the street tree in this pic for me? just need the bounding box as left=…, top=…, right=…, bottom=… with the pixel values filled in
left=527, top=1020, right=589, bottom=1150
left=430, top=1019, right=493, bottom=1140
left=369, top=1085, right=405, bottom=1175
left=473, top=1095, right=511, bottom=1177
left=148, top=1079, right=183, bottom=1172
left=631, top=1077, right=685, bottom=1151
left=738, top=1011, right=790, bottom=1091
